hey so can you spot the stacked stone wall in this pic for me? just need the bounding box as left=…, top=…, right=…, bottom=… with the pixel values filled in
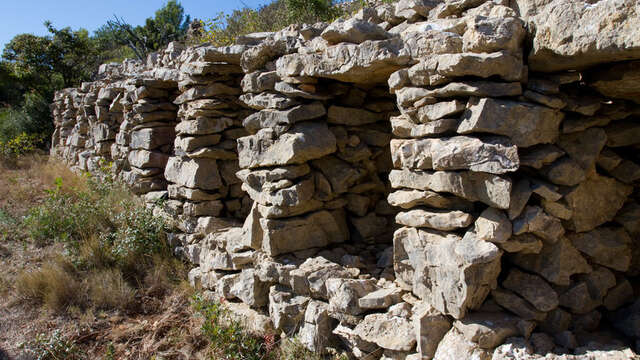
left=50, top=0, right=640, bottom=359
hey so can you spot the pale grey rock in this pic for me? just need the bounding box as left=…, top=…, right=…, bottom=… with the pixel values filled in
left=239, top=92, right=300, bottom=110
left=289, top=257, right=355, bottom=300
left=237, top=122, right=337, bottom=169
left=391, top=136, right=519, bottom=174
left=165, top=156, right=222, bottom=190
left=242, top=102, right=326, bottom=132
left=298, top=300, right=335, bottom=353
left=174, top=83, right=240, bottom=104
left=128, top=149, right=168, bottom=169
left=354, top=312, right=416, bottom=351
left=396, top=209, right=473, bottom=231
left=175, top=117, right=234, bottom=135
left=387, top=189, right=473, bottom=211
left=277, top=38, right=411, bottom=83
left=390, top=115, right=459, bottom=138
left=415, top=100, right=466, bottom=122
left=458, top=97, right=563, bottom=147
left=174, top=134, right=221, bottom=153
left=230, top=269, right=269, bottom=308
left=394, top=227, right=502, bottom=319
left=326, top=278, right=379, bottom=315
left=528, top=0, right=640, bottom=72
left=433, top=328, right=492, bottom=360
left=268, top=285, right=310, bottom=332
left=454, top=311, right=528, bottom=349
left=321, top=18, right=390, bottom=44
left=394, top=0, right=439, bottom=21
left=359, top=287, right=403, bottom=310
left=259, top=210, right=348, bottom=256
left=413, top=303, right=451, bottom=360
left=241, top=71, right=279, bottom=93
left=389, top=169, right=511, bottom=209
left=407, top=51, right=523, bottom=87
left=474, top=208, right=512, bottom=244
left=462, top=16, right=525, bottom=54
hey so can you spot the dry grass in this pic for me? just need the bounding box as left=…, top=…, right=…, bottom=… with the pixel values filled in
left=15, top=257, right=84, bottom=312
left=87, top=269, right=136, bottom=311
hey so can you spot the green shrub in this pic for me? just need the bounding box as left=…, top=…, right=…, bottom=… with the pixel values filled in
left=24, top=329, right=84, bottom=360
left=192, top=294, right=276, bottom=360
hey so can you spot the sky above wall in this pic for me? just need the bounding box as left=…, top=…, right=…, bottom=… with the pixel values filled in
left=0, top=0, right=270, bottom=50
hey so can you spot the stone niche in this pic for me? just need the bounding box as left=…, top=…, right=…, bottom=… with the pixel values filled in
left=51, top=0, right=640, bottom=359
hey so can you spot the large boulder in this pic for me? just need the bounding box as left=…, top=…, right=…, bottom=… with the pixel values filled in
left=394, top=227, right=502, bottom=319
left=528, top=0, right=640, bottom=72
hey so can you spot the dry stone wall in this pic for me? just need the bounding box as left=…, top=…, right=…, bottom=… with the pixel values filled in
left=51, top=0, right=640, bottom=359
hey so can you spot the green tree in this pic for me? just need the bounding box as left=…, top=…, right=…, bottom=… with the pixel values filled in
left=105, top=0, right=191, bottom=60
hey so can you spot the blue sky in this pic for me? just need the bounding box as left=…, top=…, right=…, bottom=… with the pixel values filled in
left=0, top=0, right=270, bottom=50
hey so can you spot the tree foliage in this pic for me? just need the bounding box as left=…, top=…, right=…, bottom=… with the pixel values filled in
left=103, top=0, right=191, bottom=60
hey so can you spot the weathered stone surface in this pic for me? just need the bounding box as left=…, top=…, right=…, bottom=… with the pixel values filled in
left=503, top=268, right=558, bottom=312
left=390, top=115, right=458, bottom=138
left=289, top=257, right=354, bottom=300
left=512, top=206, right=564, bottom=243
left=564, top=174, right=632, bottom=232
left=413, top=303, right=451, bottom=360
left=528, top=0, right=640, bottom=72
left=230, top=269, right=269, bottom=308
left=498, top=233, right=543, bottom=254
left=259, top=210, right=348, bottom=256
left=604, top=279, right=634, bottom=311
left=605, top=121, right=640, bottom=148
left=568, top=227, right=632, bottom=272
left=268, top=285, right=310, bottom=332
left=458, top=97, right=563, bottom=147
left=239, top=92, right=300, bottom=110
left=510, top=237, right=592, bottom=286
left=454, top=311, right=527, bottom=349
left=462, top=16, right=525, bottom=54
left=128, top=150, right=169, bottom=169
left=175, top=117, right=234, bottom=135
left=277, top=38, right=411, bottom=83
left=237, top=122, right=337, bottom=169
left=519, top=144, right=564, bottom=169
left=298, top=300, right=335, bottom=353
left=390, top=136, right=519, bottom=174
left=474, top=208, right=512, bottom=244
left=394, top=227, right=502, bottom=319
left=327, top=105, right=384, bottom=126
left=359, top=287, right=403, bottom=310
left=165, top=157, right=222, bottom=190
left=326, top=278, right=378, bottom=316
left=541, top=157, right=586, bottom=186
left=396, top=209, right=473, bottom=231
left=415, top=100, right=466, bottom=122
left=407, top=51, right=523, bottom=87
left=243, top=102, right=326, bottom=132
left=433, top=328, right=492, bottom=360
left=354, top=312, right=416, bottom=352
left=387, top=189, right=473, bottom=211
left=322, top=18, right=390, bottom=44
left=557, top=128, right=607, bottom=173
left=492, top=288, right=547, bottom=321
left=389, top=169, right=511, bottom=209
left=590, top=60, right=640, bottom=103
